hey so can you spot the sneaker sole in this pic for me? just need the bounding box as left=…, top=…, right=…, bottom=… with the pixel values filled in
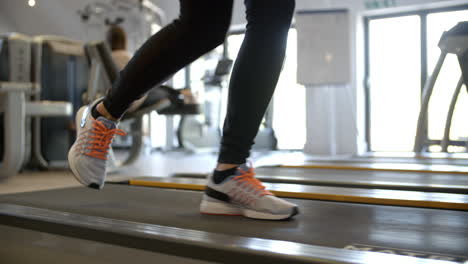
left=200, top=200, right=298, bottom=220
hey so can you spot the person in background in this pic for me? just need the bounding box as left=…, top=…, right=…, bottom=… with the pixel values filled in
left=106, top=25, right=146, bottom=112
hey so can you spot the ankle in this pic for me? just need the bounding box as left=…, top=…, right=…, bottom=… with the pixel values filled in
left=96, top=102, right=118, bottom=121
left=216, top=163, right=240, bottom=171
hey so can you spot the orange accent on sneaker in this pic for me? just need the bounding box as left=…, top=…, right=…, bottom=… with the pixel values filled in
left=233, top=167, right=272, bottom=196
left=84, top=120, right=126, bottom=160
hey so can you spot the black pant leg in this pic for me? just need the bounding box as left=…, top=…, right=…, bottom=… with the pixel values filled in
left=218, top=0, right=296, bottom=164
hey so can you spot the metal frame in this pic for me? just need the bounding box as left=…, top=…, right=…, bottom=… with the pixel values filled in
left=413, top=51, right=448, bottom=153
left=441, top=77, right=464, bottom=152
left=0, top=85, right=72, bottom=178
left=363, top=18, right=371, bottom=152
left=363, top=2, right=468, bottom=154
left=0, top=82, right=30, bottom=178
left=414, top=22, right=468, bottom=154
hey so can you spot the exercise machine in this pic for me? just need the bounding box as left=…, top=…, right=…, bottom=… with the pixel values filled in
left=0, top=33, right=72, bottom=179
left=31, top=35, right=89, bottom=169
left=0, top=183, right=467, bottom=263
left=414, top=21, right=468, bottom=154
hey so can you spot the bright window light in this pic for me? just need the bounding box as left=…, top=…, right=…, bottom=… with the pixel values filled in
left=151, top=23, right=161, bottom=35
left=368, top=15, right=421, bottom=152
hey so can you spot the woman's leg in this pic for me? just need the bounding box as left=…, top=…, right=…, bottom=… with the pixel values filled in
left=218, top=0, right=296, bottom=166
left=201, top=0, right=298, bottom=220
left=102, top=0, right=233, bottom=120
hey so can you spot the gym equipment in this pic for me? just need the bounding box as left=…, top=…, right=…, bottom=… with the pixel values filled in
left=31, top=36, right=89, bottom=169
left=172, top=166, right=468, bottom=194
left=180, top=51, right=277, bottom=152
left=180, top=57, right=233, bottom=150
left=414, top=21, right=468, bottom=154
left=0, top=33, right=72, bottom=179
left=0, top=185, right=467, bottom=263
left=78, top=0, right=166, bottom=53
left=126, top=176, right=468, bottom=210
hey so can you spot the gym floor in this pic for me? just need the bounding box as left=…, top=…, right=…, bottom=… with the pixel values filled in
left=0, top=170, right=79, bottom=195
left=0, top=150, right=313, bottom=195
left=0, top=151, right=218, bottom=195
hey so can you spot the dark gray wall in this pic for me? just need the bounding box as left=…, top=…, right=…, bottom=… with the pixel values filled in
left=0, top=4, right=14, bottom=33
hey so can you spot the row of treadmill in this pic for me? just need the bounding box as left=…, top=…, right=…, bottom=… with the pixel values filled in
left=0, top=160, right=467, bottom=264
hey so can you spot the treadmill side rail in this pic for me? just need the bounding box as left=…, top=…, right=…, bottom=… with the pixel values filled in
left=0, top=203, right=459, bottom=264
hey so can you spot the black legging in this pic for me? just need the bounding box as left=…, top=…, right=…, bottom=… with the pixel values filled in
left=103, top=0, right=295, bottom=164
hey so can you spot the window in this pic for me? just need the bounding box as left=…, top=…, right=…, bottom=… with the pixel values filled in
left=368, top=15, right=421, bottom=152
left=365, top=5, right=468, bottom=153
left=272, top=29, right=306, bottom=150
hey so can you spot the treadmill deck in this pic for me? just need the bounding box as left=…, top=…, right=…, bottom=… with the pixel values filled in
left=0, top=184, right=467, bottom=260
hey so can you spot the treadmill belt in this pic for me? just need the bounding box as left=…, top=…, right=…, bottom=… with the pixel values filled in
left=255, top=167, right=468, bottom=190
left=171, top=167, right=468, bottom=194
left=0, top=185, right=467, bottom=260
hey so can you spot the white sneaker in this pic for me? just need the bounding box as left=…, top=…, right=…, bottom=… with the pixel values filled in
left=68, top=100, right=126, bottom=189
left=200, top=163, right=299, bottom=220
